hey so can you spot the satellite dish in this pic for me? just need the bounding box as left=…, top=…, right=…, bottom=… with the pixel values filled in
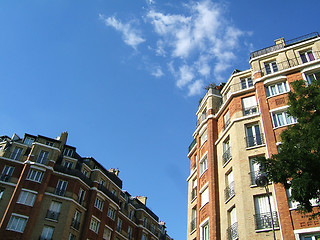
left=255, top=173, right=268, bottom=187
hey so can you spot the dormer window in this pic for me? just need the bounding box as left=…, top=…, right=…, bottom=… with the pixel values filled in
left=24, top=137, right=35, bottom=146
left=63, top=148, right=73, bottom=157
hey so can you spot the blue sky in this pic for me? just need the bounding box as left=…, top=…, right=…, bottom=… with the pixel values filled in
left=1, top=1, right=319, bottom=239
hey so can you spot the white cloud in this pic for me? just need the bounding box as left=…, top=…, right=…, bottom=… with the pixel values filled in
left=176, top=65, right=194, bottom=88
left=151, top=66, right=164, bottom=77
left=99, top=14, right=145, bottom=49
left=188, top=79, right=204, bottom=96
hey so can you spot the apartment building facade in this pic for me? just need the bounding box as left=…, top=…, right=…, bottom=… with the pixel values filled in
left=187, top=32, right=320, bottom=240
left=0, top=132, right=172, bottom=240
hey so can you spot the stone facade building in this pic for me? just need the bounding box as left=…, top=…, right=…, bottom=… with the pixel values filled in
left=0, top=132, right=172, bottom=240
left=187, top=32, right=320, bottom=240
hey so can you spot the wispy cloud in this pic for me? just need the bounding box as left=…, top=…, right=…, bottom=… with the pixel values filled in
left=151, top=66, right=164, bottom=77
left=100, top=0, right=250, bottom=96
left=99, top=14, right=145, bottom=50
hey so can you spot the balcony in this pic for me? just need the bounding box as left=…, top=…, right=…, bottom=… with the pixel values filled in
left=260, top=51, right=320, bottom=76
left=71, top=218, right=80, bottom=230
left=243, top=106, right=258, bottom=116
left=46, top=210, right=59, bottom=221
left=254, top=211, right=279, bottom=230
left=54, top=188, right=66, bottom=197
left=0, top=174, right=11, bottom=182
left=227, top=222, right=238, bottom=240
left=54, top=164, right=93, bottom=187
left=188, top=139, right=197, bottom=153
left=223, top=147, right=232, bottom=165
left=225, top=182, right=235, bottom=201
left=98, top=184, right=120, bottom=205
left=245, top=134, right=264, bottom=148
left=191, top=187, right=197, bottom=201
left=190, top=218, right=196, bottom=232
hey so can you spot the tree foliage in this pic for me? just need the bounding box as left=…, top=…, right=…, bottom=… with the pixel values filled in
left=256, top=78, right=320, bottom=213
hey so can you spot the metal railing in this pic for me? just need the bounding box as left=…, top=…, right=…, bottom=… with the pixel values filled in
left=191, top=187, right=197, bottom=201
left=98, top=184, right=120, bottom=205
left=223, top=147, right=232, bottom=165
left=71, top=218, right=80, bottom=230
left=285, top=32, right=319, bottom=46
left=245, top=133, right=264, bottom=148
left=222, top=82, right=254, bottom=104
left=243, top=106, right=258, bottom=116
left=190, top=218, right=197, bottom=232
left=54, top=164, right=93, bottom=187
left=260, top=51, right=320, bottom=76
left=188, top=138, right=197, bottom=152
left=225, top=182, right=235, bottom=201
left=54, top=188, right=66, bottom=197
left=46, top=210, right=59, bottom=220
left=0, top=174, right=11, bottom=182
left=227, top=222, right=238, bottom=240
left=254, top=211, right=279, bottom=230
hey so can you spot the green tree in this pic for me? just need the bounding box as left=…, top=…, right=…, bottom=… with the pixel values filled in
left=256, top=78, right=320, bottom=213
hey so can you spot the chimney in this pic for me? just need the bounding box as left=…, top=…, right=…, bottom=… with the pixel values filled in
left=59, top=132, right=68, bottom=146
left=137, top=196, right=147, bottom=205
left=274, top=37, right=285, bottom=46
left=109, top=168, right=120, bottom=176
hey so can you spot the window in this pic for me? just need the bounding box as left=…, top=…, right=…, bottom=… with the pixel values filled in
left=225, top=171, right=235, bottom=201
left=128, top=226, right=133, bottom=240
left=17, top=190, right=37, bottom=206
left=254, top=194, right=279, bottom=230
left=202, top=109, right=207, bottom=121
left=143, top=217, right=148, bottom=227
left=300, top=50, right=315, bottom=63
left=46, top=201, right=61, bottom=220
left=242, top=96, right=258, bottom=116
left=45, top=141, right=53, bottom=146
left=272, top=111, right=297, bottom=128
left=223, top=138, right=231, bottom=164
left=265, top=81, right=289, bottom=97
left=1, top=165, right=14, bottom=182
left=0, top=189, right=4, bottom=199
left=69, top=233, right=76, bottom=240
left=10, top=147, right=22, bottom=160
left=249, top=157, right=264, bottom=185
left=241, top=77, right=253, bottom=89
left=64, top=161, right=74, bottom=169
left=227, top=207, right=238, bottom=240
left=299, top=233, right=320, bottom=240
left=264, top=61, right=278, bottom=74
left=191, top=178, right=197, bottom=201
left=82, top=169, right=89, bottom=177
left=116, top=218, right=122, bottom=232
left=26, top=169, right=44, bottom=183
left=71, top=210, right=81, bottom=230
left=89, top=217, right=100, bottom=233
left=37, top=150, right=49, bottom=164
left=245, top=124, right=263, bottom=147
left=55, top=180, right=68, bottom=196
left=107, top=207, right=116, bottom=220
left=201, top=187, right=209, bottom=207
left=201, top=223, right=209, bottom=240
left=306, top=71, right=320, bottom=84
left=99, top=179, right=106, bottom=186
left=128, top=209, right=134, bottom=220
left=200, top=130, right=207, bottom=146
left=77, top=188, right=86, bottom=205
left=199, top=155, right=208, bottom=175
left=191, top=207, right=197, bottom=232
left=142, top=233, right=147, bottom=240
left=94, top=197, right=104, bottom=211
left=6, top=214, right=28, bottom=233
left=111, top=189, right=117, bottom=196
left=103, top=227, right=112, bottom=240
left=40, top=226, right=54, bottom=240
left=224, top=110, right=230, bottom=129
left=24, top=137, right=35, bottom=146
left=63, top=148, right=74, bottom=157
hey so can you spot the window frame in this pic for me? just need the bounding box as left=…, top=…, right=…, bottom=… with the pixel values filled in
left=240, top=77, right=253, bottom=89
left=199, top=154, right=208, bottom=176
left=264, top=61, right=278, bottom=74
left=6, top=214, right=28, bottom=233
left=265, top=81, right=289, bottom=97
left=17, top=189, right=37, bottom=207
left=26, top=169, right=44, bottom=183
left=272, top=111, right=297, bottom=128
left=89, top=217, right=100, bottom=233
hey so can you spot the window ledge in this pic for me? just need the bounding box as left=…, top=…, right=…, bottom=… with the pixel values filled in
left=225, top=194, right=235, bottom=204
left=191, top=197, right=197, bottom=204
left=190, top=229, right=196, bottom=235
left=273, top=122, right=297, bottom=130
left=266, top=91, right=290, bottom=99
left=246, top=144, right=266, bottom=150
left=223, top=158, right=232, bottom=168
left=256, top=227, right=280, bottom=233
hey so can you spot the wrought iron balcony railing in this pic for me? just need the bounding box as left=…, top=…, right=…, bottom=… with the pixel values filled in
left=46, top=210, right=59, bottom=221
left=223, top=147, right=232, bottom=165
left=245, top=133, right=264, bottom=148
left=54, top=188, right=66, bottom=197
left=225, top=181, right=235, bottom=201
left=227, top=222, right=238, bottom=240
left=254, top=211, right=279, bottom=230
left=0, top=174, right=11, bottom=182
left=243, top=106, right=258, bottom=116
left=190, top=218, right=196, bottom=232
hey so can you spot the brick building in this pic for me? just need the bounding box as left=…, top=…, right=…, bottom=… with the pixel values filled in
left=0, top=132, right=173, bottom=240
left=187, top=32, right=320, bottom=240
